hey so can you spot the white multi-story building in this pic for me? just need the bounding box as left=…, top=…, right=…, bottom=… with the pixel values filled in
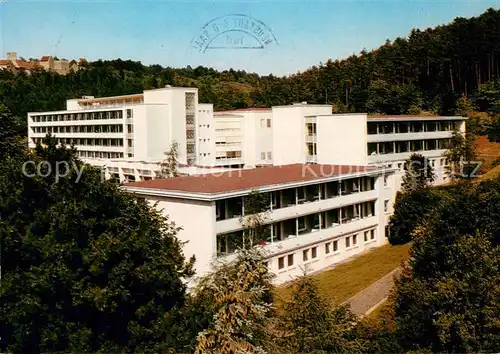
left=27, top=87, right=236, bottom=180
left=213, top=108, right=273, bottom=167
left=27, top=88, right=467, bottom=186
left=27, top=88, right=468, bottom=282
left=123, top=163, right=396, bottom=284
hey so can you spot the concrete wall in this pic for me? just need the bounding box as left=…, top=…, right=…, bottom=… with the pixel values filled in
left=197, top=103, right=216, bottom=166
left=272, top=104, right=332, bottom=165
left=151, top=196, right=216, bottom=279
left=145, top=104, right=171, bottom=160
left=316, top=113, right=368, bottom=165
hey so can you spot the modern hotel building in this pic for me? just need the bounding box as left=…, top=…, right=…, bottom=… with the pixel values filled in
left=124, top=164, right=396, bottom=284
left=27, top=86, right=467, bottom=282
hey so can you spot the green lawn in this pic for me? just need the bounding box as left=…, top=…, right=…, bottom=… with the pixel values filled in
left=275, top=243, right=412, bottom=306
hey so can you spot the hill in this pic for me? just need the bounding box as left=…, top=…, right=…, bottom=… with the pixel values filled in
left=1, top=8, right=500, bottom=130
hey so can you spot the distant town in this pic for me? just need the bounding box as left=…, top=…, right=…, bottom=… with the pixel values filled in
left=0, top=52, right=86, bottom=74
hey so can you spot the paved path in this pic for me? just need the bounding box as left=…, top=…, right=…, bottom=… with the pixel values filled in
left=344, top=267, right=402, bottom=317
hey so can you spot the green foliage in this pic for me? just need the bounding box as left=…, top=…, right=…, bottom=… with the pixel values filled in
left=444, top=129, right=478, bottom=180
left=388, top=188, right=451, bottom=245
left=486, top=114, right=500, bottom=142
left=401, top=153, right=435, bottom=193
left=475, top=79, right=500, bottom=115
left=241, top=191, right=271, bottom=247
left=0, top=135, right=194, bottom=352
left=391, top=179, right=500, bottom=352
left=366, top=80, right=423, bottom=115
left=158, top=141, right=179, bottom=178
left=3, top=9, right=500, bottom=123
left=278, top=275, right=362, bottom=353
left=194, top=248, right=275, bottom=354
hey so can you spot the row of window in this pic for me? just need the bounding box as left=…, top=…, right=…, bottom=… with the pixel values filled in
left=31, top=109, right=133, bottom=122
left=276, top=228, right=377, bottom=270
left=216, top=201, right=377, bottom=255
left=367, top=120, right=459, bottom=135
left=31, top=124, right=129, bottom=134
left=77, top=151, right=124, bottom=159
left=216, top=177, right=377, bottom=221
left=368, top=139, right=451, bottom=156
left=31, top=137, right=130, bottom=148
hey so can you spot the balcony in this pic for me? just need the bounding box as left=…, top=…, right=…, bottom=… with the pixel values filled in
left=216, top=189, right=377, bottom=234
left=367, top=130, right=453, bottom=143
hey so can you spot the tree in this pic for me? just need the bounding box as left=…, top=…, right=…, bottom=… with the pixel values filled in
left=444, top=129, right=478, bottom=180
left=0, top=135, right=194, bottom=352
left=278, top=275, right=362, bottom=353
left=194, top=248, right=276, bottom=354
left=388, top=187, right=450, bottom=245
left=392, top=179, right=500, bottom=352
left=158, top=141, right=179, bottom=178
left=401, top=153, right=435, bottom=193
left=0, top=105, right=25, bottom=160
left=240, top=190, right=271, bottom=248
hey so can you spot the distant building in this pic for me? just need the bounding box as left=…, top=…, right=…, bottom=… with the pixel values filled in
left=0, top=52, right=84, bottom=75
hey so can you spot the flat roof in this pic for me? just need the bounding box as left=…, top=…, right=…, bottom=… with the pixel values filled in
left=216, top=108, right=272, bottom=113
left=123, top=163, right=382, bottom=199
left=367, top=115, right=467, bottom=121
left=77, top=93, right=143, bottom=103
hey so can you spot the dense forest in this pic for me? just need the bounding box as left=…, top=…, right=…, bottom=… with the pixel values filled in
left=2, top=7, right=500, bottom=133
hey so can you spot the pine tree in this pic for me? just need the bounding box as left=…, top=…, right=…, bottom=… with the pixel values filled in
left=401, top=153, right=435, bottom=193
left=278, top=275, right=363, bottom=353
left=194, top=248, right=275, bottom=354
left=158, top=141, right=179, bottom=178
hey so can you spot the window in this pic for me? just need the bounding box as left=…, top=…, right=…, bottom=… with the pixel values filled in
left=303, top=249, right=309, bottom=261
left=127, top=124, right=133, bottom=133
left=352, top=234, right=357, bottom=246
left=260, top=119, right=265, bottom=128
left=128, top=139, right=133, bottom=148
left=287, top=254, right=294, bottom=267
left=383, top=174, right=388, bottom=187
left=266, top=119, right=271, bottom=128
left=370, top=229, right=375, bottom=240
left=261, top=152, right=266, bottom=160
left=278, top=257, right=285, bottom=270
left=311, top=247, right=317, bottom=259
left=345, top=237, right=351, bottom=248
left=297, top=187, right=306, bottom=203
left=267, top=152, right=272, bottom=160
left=325, top=242, right=331, bottom=254
left=364, top=230, right=369, bottom=242
left=126, top=109, right=133, bottom=119
left=333, top=240, right=338, bottom=252
left=384, top=200, right=389, bottom=213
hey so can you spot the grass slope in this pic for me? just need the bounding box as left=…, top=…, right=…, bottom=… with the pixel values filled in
left=275, top=243, right=412, bottom=306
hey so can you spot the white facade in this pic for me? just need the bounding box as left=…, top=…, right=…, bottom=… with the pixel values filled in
left=28, top=87, right=222, bottom=181
left=123, top=164, right=396, bottom=284
left=28, top=89, right=467, bottom=188
left=213, top=109, right=273, bottom=167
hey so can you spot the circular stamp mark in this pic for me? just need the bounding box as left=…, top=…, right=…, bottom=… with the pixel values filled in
left=191, top=14, right=278, bottom=53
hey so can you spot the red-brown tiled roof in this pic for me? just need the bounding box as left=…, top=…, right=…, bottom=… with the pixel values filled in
left=40, top=56, right=51, bottom=62
left=16, top=61, right=38, bottom=69
left=0, top=60, right=11, bottom=66
left=125, top=163, right=378, bottom=194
